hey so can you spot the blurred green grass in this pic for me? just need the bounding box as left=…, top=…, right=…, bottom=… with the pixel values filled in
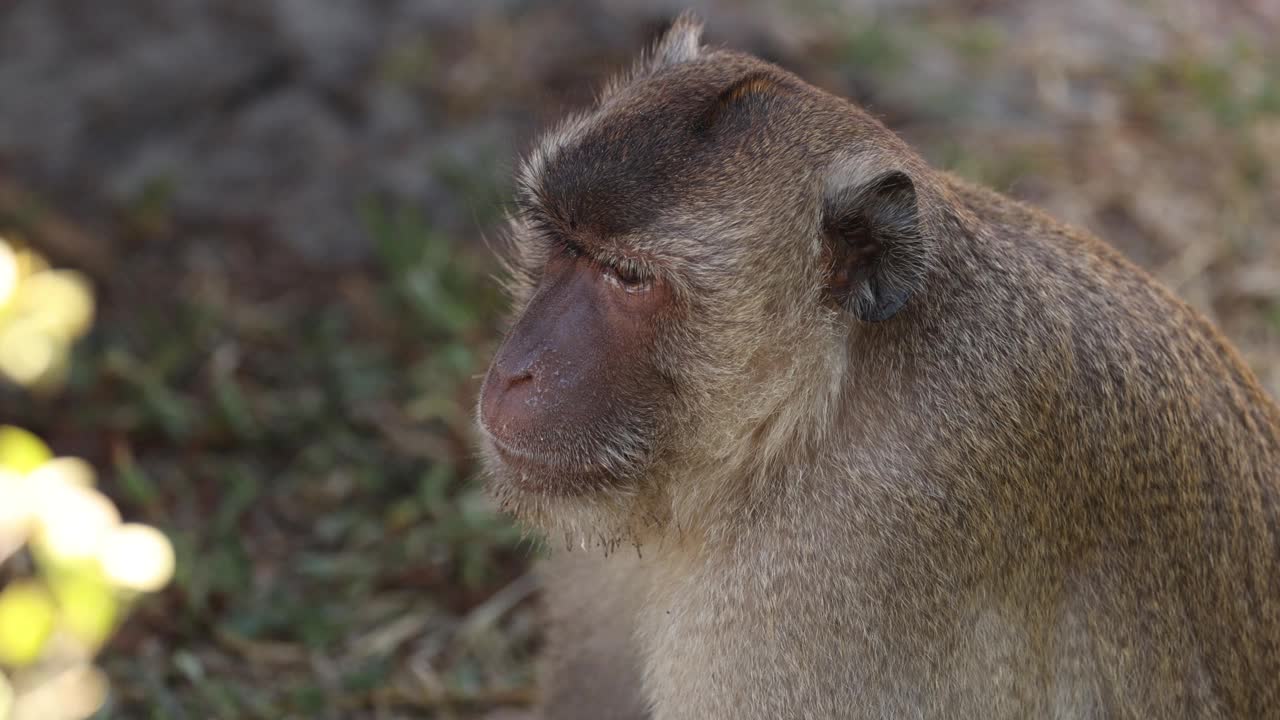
left=8, top=178, right=537, bottom=717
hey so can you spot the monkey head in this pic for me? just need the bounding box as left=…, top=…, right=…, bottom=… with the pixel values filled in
left=477, top=15, right=936, bottom=542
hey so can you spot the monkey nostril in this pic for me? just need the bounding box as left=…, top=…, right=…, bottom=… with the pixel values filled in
left=496, top=366, right=542, bottom=417
left=504, top=368, right=535, bottom=393
left=482, top=345, right=558, bottom=436
left=481, top=368, right=535, bottom=436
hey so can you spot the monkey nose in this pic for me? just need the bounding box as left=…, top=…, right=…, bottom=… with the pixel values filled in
left=480, top=363, right=542, bottom=437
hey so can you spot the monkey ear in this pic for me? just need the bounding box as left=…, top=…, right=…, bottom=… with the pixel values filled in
left=822, top=169, right=929, bottom=323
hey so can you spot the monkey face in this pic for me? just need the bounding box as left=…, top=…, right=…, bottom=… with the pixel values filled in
left=478, top=43, right=931, bottom=530
left=477, top=228, right=675, bottom=497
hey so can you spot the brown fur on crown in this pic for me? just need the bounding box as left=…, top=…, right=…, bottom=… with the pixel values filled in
left=487, top=14, right=1280, bottom=720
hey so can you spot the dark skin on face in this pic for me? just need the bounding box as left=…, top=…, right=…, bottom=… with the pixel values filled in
left=477, top=232, right=671, bottom=494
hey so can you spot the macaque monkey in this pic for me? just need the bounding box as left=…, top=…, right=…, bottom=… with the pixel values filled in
left=476, top=14, right=1280, bottom=719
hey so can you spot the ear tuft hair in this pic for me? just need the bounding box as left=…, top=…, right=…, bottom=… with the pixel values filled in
left=823, top=167, right=931, bottom=323
left=653, top=11, right=704, bottom=67
left=600, top=12, right=704, bottom=102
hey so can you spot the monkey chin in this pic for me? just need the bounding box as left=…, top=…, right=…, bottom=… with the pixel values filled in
left=479, top=434, right=653, bottom=549
left=478, top=431, right=625, bottom=491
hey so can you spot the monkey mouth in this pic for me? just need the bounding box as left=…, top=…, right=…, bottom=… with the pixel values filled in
left=480, top=429, right=615, bottom=491
left=486, top=435, right=559, bottom=471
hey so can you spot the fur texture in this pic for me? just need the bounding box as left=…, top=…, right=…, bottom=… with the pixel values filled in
left=479, top=16, right=1280, bottom=720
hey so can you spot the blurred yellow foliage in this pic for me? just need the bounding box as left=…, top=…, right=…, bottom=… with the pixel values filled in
left=100, top=524, right=177, bottom=593
left=48, top=574, right=118, bottom=652
left=0, top=673, right=11, bottom=719
left=0, top=582, right=56, bottom=668
left=0, top=221, right=174, bottom=720
left=30, top=478, right=122, bottom=561
left=0, top=427, right=51, bottom=475
left=0, top=420, right=176, bottom=719
left=0, top=236, right=94, bottom=388
left=5, top=663, right=107, bottom=720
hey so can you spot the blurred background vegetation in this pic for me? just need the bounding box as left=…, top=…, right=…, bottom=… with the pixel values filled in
left=0, top=1, right=1277, bottom=718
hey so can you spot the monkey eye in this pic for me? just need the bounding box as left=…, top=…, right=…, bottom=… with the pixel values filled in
left=552, top=233, right=651, bottom=293
left=604, top=262, right=651, bottom=293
